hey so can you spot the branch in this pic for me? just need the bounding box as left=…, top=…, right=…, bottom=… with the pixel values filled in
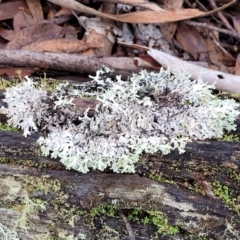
left=0, top=50, right=144, bottom=78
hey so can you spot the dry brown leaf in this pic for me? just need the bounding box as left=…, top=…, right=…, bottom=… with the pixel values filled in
left=0, top=0, right=28, bottom=21
left=0, top=28, right=15, bottom=41
left=133, top=56, right=161, bottom=69
left=204, top=31, right=234, bottom=72
left=232, top=16, right=240, bottom=34
left=175, top=22, right=208, bottom=60
left=22, top=39, right=101, bottom=53
left=5, top=23, right=64, bottom=50
left=113, top=9, right=223, bottom=24
left=164, top=0, right=183, bottom=10
left=119, top=0, right=165, bottom=12
left=74, top=2, right=116, bottom=57
left=48, top=0, right=236, bottom=23
left=0, top=38, right=7, bottom=49
left=235, top=53, right=240, bottom=75
left=13, top=11, right=35, bottom=32
left=160, top=0, right=182, bottom=54
left=63, top=25, right=79, bottom=40
left=26, top=0, right=44, bottom=23
left=49, top=8, right=74, bottom=25
left=81, top=28, right=113, bottom=56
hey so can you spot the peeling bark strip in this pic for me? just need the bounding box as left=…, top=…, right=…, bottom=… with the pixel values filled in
left=0, top=50, right=144, bottom=78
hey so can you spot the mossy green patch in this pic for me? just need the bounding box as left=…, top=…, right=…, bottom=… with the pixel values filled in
left=212, top=181, right=239, bottom=213
left=218, top=133, right=239, bottom=142
left=149, top=173, right=176, bottom=185
left=128, top=208, right=179, bottom=235
left=0, top=122, right=19, bottom=132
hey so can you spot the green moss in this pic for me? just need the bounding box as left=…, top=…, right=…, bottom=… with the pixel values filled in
left=184, top=180, right=206, bottom=196
left=212, top=181, right=239, bottom=213
left=91, top=205, right=116, bottom=217
left=149, top=173, right=177, bottom=185
left=228, top=169, right=240, bottom=183
left=146, top=210, right=179, bottom=235
left=127, top=208, right=179, bottom=235
left=0, top=122, right=19, bottom=132
left=218, top=134, right=239, bottom=142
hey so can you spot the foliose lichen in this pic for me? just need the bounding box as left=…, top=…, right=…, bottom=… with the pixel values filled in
left=0, top=68, right=239, bottom=173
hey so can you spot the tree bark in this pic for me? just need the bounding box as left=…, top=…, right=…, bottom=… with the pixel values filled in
left=0, top=94, right=240, bottom=239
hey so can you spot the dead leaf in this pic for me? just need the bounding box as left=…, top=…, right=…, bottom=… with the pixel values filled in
left=0, top=0, right=28, bottom=21
left=74, top=10, right=117, bottom=57
left=48, top=0, right=236, bottom=23
left=63, top=25, right=79, bottom=40
left=159, top=0, right=182, bottom=53
left=49, top=8, right=74, bottom=25
left=5, top=23, right=64, bottom=50
left=205, top=31, right=235, bottom=71
left=0, top=28, right=15, bottom=41
left=114, top=9, right=220, bottom=24
left=22, top=39, right=101, bottom=53
left=82, top=28, right=114, bottom=56
left=0, top=37, right=7, bottom=49
left=26, top=0, right=44, bottom=23
left=235, top=53, right=240, bottom=75
left=175, top=22, right=208, bottom=60
left=232, top=16, right=240, bottom=34
left=13, top=11, right=35, bottom=32
left=118, top=0, right=165, bottom=12
left=133, top=56, right=161, bottom=69
left=164, top=0, right=184, bottom=10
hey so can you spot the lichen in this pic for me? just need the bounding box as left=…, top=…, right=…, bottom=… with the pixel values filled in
left=0, top=223, right=19, bottom=240
left=1, top=68, right=239, bottom=173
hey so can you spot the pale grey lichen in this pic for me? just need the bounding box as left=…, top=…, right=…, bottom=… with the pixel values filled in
left=1, top=68, right=239, bottom=173
left=0, top=223, right=19, bottom=240
left=0, top=77, right=48, bottom=137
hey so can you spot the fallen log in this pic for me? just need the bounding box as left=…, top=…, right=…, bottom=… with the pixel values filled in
left=1, top=68, right=240, bottom=239
left=0, top=97, right=240, bottom=239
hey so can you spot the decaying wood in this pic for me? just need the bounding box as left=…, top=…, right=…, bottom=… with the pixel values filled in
left=0, top=96, right=240, bottom=239
left=0, top=50, right=145, bottom=78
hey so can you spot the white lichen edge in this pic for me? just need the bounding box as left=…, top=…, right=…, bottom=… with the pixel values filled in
left=1, top=68, right=239, bottom=173
left=0, top=223, right=19, bottom=240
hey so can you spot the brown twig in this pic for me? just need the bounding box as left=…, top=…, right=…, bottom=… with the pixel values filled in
left=0, top=50, right=145, bottom=79
left=119, top=210, right=136, bottom=240
left=185, top=20, right=240, bottom=40
left=208, top=0, right=235, bottom=31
